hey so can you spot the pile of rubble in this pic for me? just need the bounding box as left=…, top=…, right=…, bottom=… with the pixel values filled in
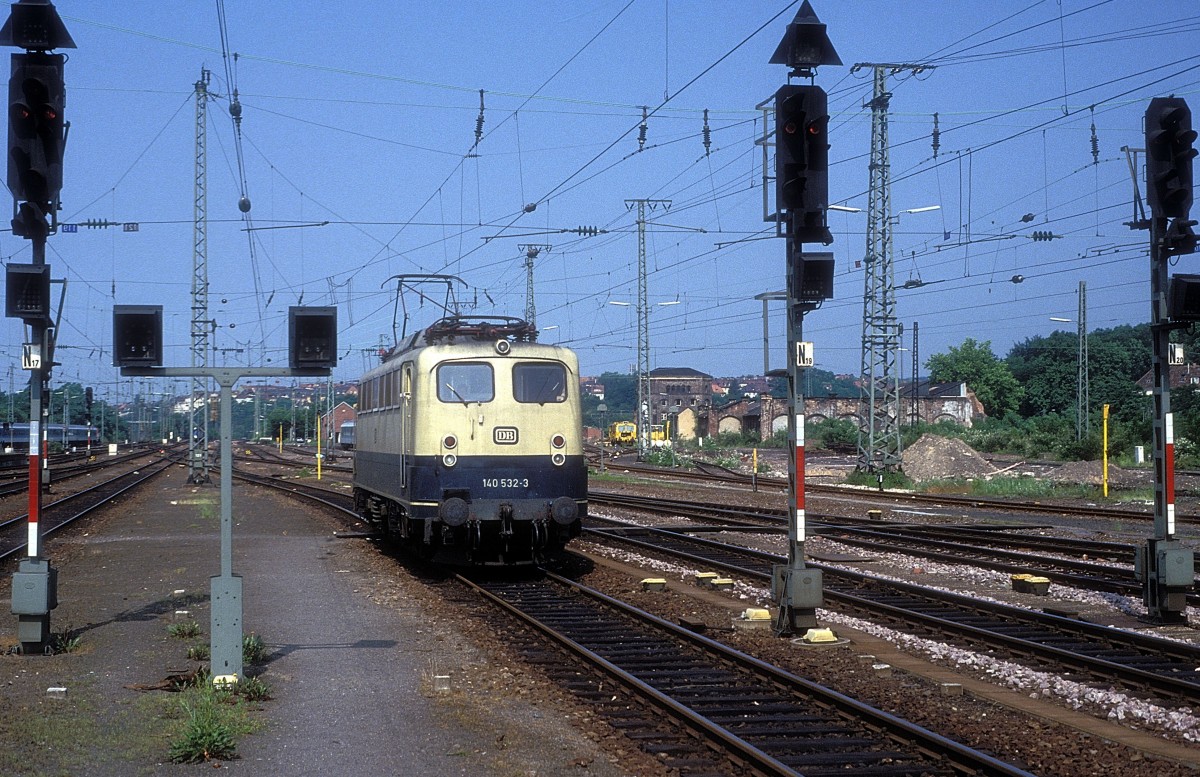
left=901, top=434, right=997, bottom=483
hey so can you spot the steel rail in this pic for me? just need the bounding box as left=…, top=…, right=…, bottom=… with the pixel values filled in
left=585, top=524, right=1200, bottom=704
left=0, top=457, right=177, bottom=561
left=463, top=572, right=1035, bottom=777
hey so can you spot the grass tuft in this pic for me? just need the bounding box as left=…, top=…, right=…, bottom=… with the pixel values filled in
left=167, top=620, right=202, bottom=639
left=167, top=685, right=239, bottom=763
left=51, top=625, right=83, bottom=654
left=237, top=675, right=272, bottom=702
left=242, top=633, right=268, bottom=665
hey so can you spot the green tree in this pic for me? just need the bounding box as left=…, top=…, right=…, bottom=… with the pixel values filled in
left=1007, top=323, right=1151, bottom=427
left=927, top=338, right=1023, bottom=418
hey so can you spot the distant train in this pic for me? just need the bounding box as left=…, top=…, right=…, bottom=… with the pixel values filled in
left=337, top=420, right=356, bottom=450
left=352, top=316, right=586, bottom=565
left=606, top=420, right=636, bottom=445
left=604, top=420, right=672, bottom=448
left=1, top=423, right=101, bottom=450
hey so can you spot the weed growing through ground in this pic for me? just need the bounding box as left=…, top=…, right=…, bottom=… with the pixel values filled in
left=168, top=685, right=239, bottom=763
left=242, top=633, right=267, bottom=665
left=237, top=676, right=272, bottom=701
left=51, top=625, right=83, bottom=654
left=168, top=620, right=202, bottom=639
left=187, top=644, right=210, bottom=662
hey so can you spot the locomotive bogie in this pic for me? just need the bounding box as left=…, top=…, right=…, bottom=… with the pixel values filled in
left=352, top=323, right=586, bottom=566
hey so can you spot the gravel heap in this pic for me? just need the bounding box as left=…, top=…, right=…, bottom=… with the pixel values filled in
left=1048, top=459, right=1149, bottom=488
left=902, top=434, right=997, bottom=483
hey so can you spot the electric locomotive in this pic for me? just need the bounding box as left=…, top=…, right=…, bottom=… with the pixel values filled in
left=352, top=316, right=586, bottom=565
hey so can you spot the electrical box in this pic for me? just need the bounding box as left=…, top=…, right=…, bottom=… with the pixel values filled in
left=1158, top=545, right=1195, bottom=588
left=289, top=306, right=337, bottom=370
left=11, top=558, right=57, bottom=615
left=112, top=305, right=163, bottom=367
left=772, top=564, right=823, bottom=609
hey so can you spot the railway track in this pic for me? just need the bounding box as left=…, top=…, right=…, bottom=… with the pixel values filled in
left=0, top=454, right=177, bottom=561
left=585, top=518, right=1200, bottom=705
left=234, top=461, right=1046, bottom=774
left=464, top=571, right=1033, bottom=777
left=589, top=490, right=1200, bottom=605
left=602, top=458, right=1194, bottom=525
left=0, top=446, right=169, bottom=500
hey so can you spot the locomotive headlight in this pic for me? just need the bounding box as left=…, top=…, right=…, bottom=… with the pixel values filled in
left=551, top=434, right=566, bottom=449
left=442, top=453, right=458, bottom=467
left=551, top=452, right=566, bottom=466
left=442, top=434, right=457, bottom=449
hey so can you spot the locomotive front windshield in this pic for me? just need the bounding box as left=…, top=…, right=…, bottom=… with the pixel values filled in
left=438, top=362, right=494, bottom=404
left=513, top=363, right=567, bottom=404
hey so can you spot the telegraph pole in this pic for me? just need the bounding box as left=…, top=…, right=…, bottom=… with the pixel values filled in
left=1139, top=96, right=1197, bottom=623
left=765, top=1, right=839, bottom=635
left=3, top=0, right=74, bottom=654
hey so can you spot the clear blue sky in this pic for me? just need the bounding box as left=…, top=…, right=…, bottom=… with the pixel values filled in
left=3, top=1, right=1198, bottom=403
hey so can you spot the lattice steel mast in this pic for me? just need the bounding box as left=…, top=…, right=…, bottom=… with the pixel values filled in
left=854, top=63, right=927, bottom=473
left=519, top=244, right=551, bottom=328
left=188, top=69, right=211, bottom=483
left=625, top=199, right=669, bottom=460
left=1077, top=280, right=1089, bottom=440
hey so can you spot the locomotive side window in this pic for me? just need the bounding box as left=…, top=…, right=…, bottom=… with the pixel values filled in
left=438, top=362, right=494, bottom=404
left=513, top=363, right=566, bottom=404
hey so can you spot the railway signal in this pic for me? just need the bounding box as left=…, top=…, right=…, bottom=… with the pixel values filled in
left=115, top=303, right=337, bottom=683
left=4, top=262, right=50, bottom=323
left=774, top=84, right=831, bottom=245
left=1142, top=96, right=1197, bottom=624
left=7, top=52, right=64, bottom=210
left=3, top=0, right=75, bottom=656
left=766, top=1, right=840, bottom=637
left=112, top=305, right=163, bottom=368
left=288, top=306, right=338, bottom=369
left=1146, top=97, right=1196, bottom=220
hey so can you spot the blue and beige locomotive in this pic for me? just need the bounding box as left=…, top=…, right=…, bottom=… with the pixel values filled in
left=352, top=316, right=586, bottom=565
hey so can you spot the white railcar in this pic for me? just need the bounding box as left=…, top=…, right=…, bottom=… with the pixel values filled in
left=352, top=317, right=585, bottom=565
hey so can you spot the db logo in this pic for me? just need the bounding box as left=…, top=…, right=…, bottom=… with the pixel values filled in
left=493, top=427, right=519, bottom=445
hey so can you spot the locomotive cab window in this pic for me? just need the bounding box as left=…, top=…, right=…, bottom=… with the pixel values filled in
left=438, top=362, right=494, bottom=404
left=513, top=363, right=567, bottom=404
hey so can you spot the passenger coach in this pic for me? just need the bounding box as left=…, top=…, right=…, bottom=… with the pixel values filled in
left=352, top=316, right=586, bottom=565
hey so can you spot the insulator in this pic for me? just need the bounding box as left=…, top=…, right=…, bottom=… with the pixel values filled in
left=702, top=108, right=711, bottom=156
left=931, top=112, right=940, bottom=159
left=474, top=89, right=485, bottom=147
left=638, top=106, right=648, bottom=150
left=1089, top=108, right=1099, bottom=165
